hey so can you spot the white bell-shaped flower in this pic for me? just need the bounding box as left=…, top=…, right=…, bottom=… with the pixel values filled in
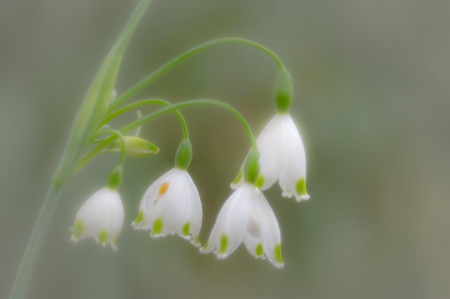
left=232, top=114, right=309, bottom=202
left=200, top=183, right=284, bottom=268
left=70, top=188, right=124, bottom=250
left=132, top=168, right=202, bottom=247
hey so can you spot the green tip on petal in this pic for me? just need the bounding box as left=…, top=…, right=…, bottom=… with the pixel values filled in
left=72, top=220, right=84, bottom=240
left=219, top=234, right=229, bottom=256
left=295, top=178, right=308, bottom=196
left=134, top=210, right=145, bottom=224
left=113, top=235, right=119, bottom=247
left=182, top=222, right=190, bottom=237
left=274, top=243, right=284, bottom=266
left=231, top=169, right=243, bottom=186
left=98, top=230, right=109, bottom=245
left=255, top=174, right=265, bottom=189
left=194, top=235, right=201, bottom=246
left=255, top=243, right=264, bottom=257
left=152, top=218, right=164, bottom=236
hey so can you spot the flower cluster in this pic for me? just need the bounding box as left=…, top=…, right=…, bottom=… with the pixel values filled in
left=70, top=69, right=308, bottom=268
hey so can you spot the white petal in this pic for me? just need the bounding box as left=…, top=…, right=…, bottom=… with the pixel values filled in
left=140, top=168, right=176, bottom=210
left=254, top=194, right=284, bottom=268
left=278, top=114, right=309, bottom=201
left=184, top=171, right=202, bottom=243
left=231, top=115, right=285, bottom=190
left=132, top=169, right=175, bottom=231
left=201, top=184, right=253, bottom=258
left=255, top=115, right=285, bottom=190
left=108, top=191, right=124, bottom=240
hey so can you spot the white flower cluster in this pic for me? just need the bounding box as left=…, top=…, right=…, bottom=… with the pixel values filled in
left=70, top=112, right=307, bottom=268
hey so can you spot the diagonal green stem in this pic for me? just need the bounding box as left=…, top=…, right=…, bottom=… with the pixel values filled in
left=99, top=99, right=189, bottom=139
left=9, top=1, right=152, bottom=298
left=8, top=185, right=62, bottom=299
left=77, top=99, right=257, bottom=173
left=108, top=38, right=285, bottom=112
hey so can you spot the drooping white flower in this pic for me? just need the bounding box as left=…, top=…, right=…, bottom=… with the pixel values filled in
left=132, top=168, right=202, bottom=247
left=232, top=114, right=309, bottom=202
left=200, top=183, right=284, bottom=268
left=70, top=188, right=124, bottom=250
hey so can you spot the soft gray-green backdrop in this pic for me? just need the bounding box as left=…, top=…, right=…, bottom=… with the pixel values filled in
left=1, top=0, right=449, bottom=298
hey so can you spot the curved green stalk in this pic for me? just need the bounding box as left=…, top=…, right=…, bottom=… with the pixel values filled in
left=108, top=38, right=285, bottom=112
left=94, top=129, right=127, bottom=165
left=99, top=99, right=189, bottom=139
left=77, top=99, right=257, bottom=173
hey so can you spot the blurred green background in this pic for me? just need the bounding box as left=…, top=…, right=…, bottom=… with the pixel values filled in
left=1, top=0, right=450, bottom=298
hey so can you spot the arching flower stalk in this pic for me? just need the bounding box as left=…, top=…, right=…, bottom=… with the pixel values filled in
left=9, top=1, right=309, bottom=298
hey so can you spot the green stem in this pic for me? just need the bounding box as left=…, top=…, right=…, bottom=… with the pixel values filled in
left=108, top=38, right=285, bottom=112
left=8, top=184, right=62, bottom=299
left=100, top=99, right=189, bottom=139
left=9, top=1, right=152, bottom=298
left=77, top=99, right=257, bottom=173
left=94, top=129, right=127, bottom=165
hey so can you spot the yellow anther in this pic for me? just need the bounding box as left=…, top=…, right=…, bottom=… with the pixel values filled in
left=157, top=182, right=170, bottom=196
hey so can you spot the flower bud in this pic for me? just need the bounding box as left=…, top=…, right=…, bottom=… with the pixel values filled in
left=109, top=136, right=159, bottom=158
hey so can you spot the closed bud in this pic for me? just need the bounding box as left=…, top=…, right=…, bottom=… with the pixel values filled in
left=109, top=136, right=159, bottom=158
